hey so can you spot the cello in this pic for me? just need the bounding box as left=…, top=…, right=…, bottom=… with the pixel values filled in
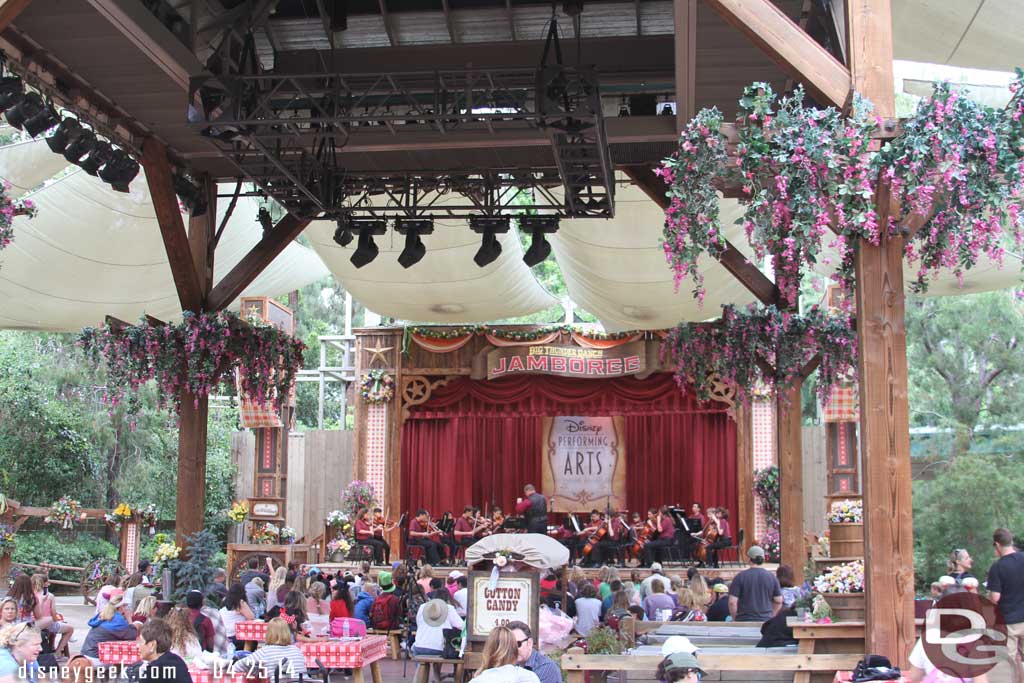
left=581, top=516, right=609, bottom=558
left=692, top=515, right=720, bottom=565
left=631, top=517, right=656, bottom=558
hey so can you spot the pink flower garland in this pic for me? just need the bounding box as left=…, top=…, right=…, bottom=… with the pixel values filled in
left=77, top=311, right=305, bottom=414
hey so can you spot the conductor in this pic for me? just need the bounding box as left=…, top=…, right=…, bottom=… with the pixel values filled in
left=515, top=484, right=549, bottom=534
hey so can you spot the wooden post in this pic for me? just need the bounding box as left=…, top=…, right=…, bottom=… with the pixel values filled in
left=673, top=0, right=697, bottom=126
left=735, top=403, right=755, bottom=557
left=176, top=391, right=209, bottom=547
left=846, top=0, right=914, bottom=665
left=777, top=383, right=804, bottom=581
left=174, top=176, right=216, bottom=548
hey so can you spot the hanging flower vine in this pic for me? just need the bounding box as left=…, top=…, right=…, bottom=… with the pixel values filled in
left=664, top=303, right=857, bottom=405
left=0, top=182, right=38, bottom=258
left=659, top=73, right=1024, bottom=304
left=77, top=311, right=305, bottom=413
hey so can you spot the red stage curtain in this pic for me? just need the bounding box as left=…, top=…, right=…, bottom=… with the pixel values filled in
left=400, top=374, right=737, bottom=527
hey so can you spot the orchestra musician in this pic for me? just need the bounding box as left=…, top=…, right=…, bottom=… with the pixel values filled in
left=408, top=509, right=446, bottom=565
left=705, top=507, right=732, bottom=568
left=691, top=507, right=721, bottom=567
left=437, top=511, right=459, bottom=562
left=578, top=511, right=614, bottom=567
left=687, top=502, right=707, bottom=529
left=641, top=506, right=676, bottom=567
left=514, top=484, right=549, bottom=534
left=354, top=506, right=388, bottom=565
left=370, top=507, right=394, bottom=564
left=453, top=506, right=484, bottom=552
left=489, top=507, right=506, bottom=534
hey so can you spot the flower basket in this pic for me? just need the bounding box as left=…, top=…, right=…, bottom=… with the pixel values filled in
left=828, top=523, right=864, bottom=559
left=824, top=593, right=865, bottom=622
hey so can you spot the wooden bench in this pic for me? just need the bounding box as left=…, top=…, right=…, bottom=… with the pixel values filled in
left=559, top=648, right=863, bottom=683
left=412, top=651, right=481, bottom=683
left=368, top=628, right=404, bottom=660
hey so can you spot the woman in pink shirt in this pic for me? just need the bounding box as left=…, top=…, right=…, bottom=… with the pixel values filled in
left=31, top=574, right=74, bottom=654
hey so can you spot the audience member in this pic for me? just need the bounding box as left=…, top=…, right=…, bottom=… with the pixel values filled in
left=0, top=600, right=18, bottom=628
left=641, top=564, right=672, bottom=600
left=471, top=625, right=540, bottom=682
left=948, top=548, right=976, bottom=582
left=776, top=565, right=802, bottom=608
left=987, top=527, right=1024, bottom=674
left=574, top=584, right=602, bottom=636
left=81, top=591, right=137, bottom=663
left=132, top=596, right=158, bottom=626
left=728, top=546, right=782, bottom=622
left=705, top=582, right=731, bottom=622
left=207, top=569, right=228, bottom=605
left=330, top=582, right=354, bottom=622
left=245, top=577, right=266, bottom=618
left=354, top=583, right=378, bottom=626
left=231, top=617, right=307, bottom=677
left=507, top=621, right=559, bottom=683
left=127, top=618, right=191, bottom=682
left=164, top=608, right=202, bottom=662
left=0, top=624, right=41, bottom=683
left=30, top=574, right=73, bottom=653
left=643, top=580, right=676, bottom=621
left=219, top=583, right=255, bottom=649
left=452, top=576, right=469, bottom=618
left=369, top=572, right=402, bottom=630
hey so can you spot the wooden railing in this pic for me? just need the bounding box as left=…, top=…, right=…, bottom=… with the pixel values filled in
left=10, top=560, right=101, bottom=605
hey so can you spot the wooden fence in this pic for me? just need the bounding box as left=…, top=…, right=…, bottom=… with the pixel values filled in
left=230, top=429, right=355, bottom=543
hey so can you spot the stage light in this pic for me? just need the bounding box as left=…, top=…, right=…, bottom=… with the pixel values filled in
left=24, top=104, right=58, bottom=137
left=4, top=91, right=43, bottom=130
left=98, top=148, right=141, bottom=192
left=349, top=219, right=387, bottom=268
left=79, top=141, right=113, bottom=176
left=469, top=216, right=510, bottom=268
left=0, top=76, right=24, bottom=111
left=62, top=129, right=97, bottom=163
left=395, top=217, right=433, bottom=269
left=46, top=118, right=84, bottom=154
left=660, top=103, right=674, bottom=116
left=257, top=206, right=273, bottom=233
left=333, top=216, right=353, bottom=247
left=173, top=174, right=207, bottom=215
left=519, top=215, right=559, bottom=267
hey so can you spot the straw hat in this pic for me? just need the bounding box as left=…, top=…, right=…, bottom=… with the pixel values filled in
left=422, top=599, right=449, bottom=627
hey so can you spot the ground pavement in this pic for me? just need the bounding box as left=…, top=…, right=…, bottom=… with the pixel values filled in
left=54, top=597, right=1019, bottom=682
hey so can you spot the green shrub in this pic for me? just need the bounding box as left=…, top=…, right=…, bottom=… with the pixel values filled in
left=11, top=531, right=118, bottom=584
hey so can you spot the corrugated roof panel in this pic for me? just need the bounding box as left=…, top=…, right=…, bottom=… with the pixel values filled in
left=514, top=5, right=575, bottom=43
left=271, top=18, right=329, bottom=51
left=577, top=3, right=638, bottom=39
left=639, top=0, right=673, bottom=36
left=393, top=11, right=451, bottom=45
left=453, top=8, right=514, bottom=43
left=335, top=14, right=392, bottom=48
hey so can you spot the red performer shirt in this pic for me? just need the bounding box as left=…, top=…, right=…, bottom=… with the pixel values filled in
left=454, top=517, right=475, bottom=537
left=409, top=518, right=427, bottom=537
left=718, top=518, right=731, bottom=539
left=514, top=498, right=532, bottom=515
left=659, top=515, right=676, bottom=540
left=355, top=519, right=372, bottom=540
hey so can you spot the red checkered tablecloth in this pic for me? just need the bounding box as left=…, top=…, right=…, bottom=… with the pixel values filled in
left=235, top=620, right=269, bottom=642
left=298, top=635, right=388, bottom=669
left=98, top=640, right=140, bottom=665
left=833, top=673, right=911, bottom=683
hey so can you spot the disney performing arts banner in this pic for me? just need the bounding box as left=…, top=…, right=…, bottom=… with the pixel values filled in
left=542, top=416, right=626, bottom=512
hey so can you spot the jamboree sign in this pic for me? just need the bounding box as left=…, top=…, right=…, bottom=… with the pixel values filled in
left=485, top=341, right=646, bottom=380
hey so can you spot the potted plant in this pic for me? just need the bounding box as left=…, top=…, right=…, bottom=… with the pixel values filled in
left=582, top=626, right=631, bottom=683
left=327, top=537, right=350, bottom=562
left=811, top=559, right=865, bottom=621
left=826, top=499, right=863, bottom=558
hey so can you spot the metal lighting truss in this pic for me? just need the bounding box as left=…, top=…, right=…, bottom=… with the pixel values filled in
left=189, top=65, right=614, bottom=219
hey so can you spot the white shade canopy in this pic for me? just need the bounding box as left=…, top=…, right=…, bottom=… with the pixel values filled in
left=0, top=140, right=328, bottom=331
left=465, top=533, right=570, bottom=570
left=893, top=1, right=1024, bottom=72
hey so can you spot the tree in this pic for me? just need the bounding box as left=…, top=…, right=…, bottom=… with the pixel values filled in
left=905, top=291, right=1024, bottom=456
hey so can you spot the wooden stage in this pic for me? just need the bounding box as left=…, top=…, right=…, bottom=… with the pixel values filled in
left=304, top=559, right=772, bottom=583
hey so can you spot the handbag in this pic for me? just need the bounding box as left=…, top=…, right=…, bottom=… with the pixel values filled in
left=851, top=654, right=902, bottom=682
left=442, top=627, right=463, bottom=659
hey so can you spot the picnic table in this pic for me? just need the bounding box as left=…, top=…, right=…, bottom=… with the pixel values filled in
left=235, top=619, right=268, bottom=650
left=644, top=623, right=764, bottom=647
left=97, top=643, right=264, bottom=682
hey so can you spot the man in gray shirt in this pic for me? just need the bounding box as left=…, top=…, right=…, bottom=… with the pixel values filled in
left=729, top=545, right=783, bottom=621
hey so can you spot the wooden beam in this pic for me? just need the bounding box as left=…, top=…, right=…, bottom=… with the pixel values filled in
left=504, top=0, right=516, bottom=40
left=176, top=391, right=209, bottom=549
left=378, top=0, right=396, bottom=47
left=847, top=0, right=914, bottom=667
left=845, top=0, right=896, bottom=118
left=703, top=0, right=851, bottom=109
left=620, top=165, right=779, bottom=306
left=188, top=175, right=217, bottom=295
left=798, top=353, right=821, bottom=383
left=0, top=0, right=33, bottom=32
left=206, top=213, right=312, bottom=312
left=777, top=382, right=804, bottom=582
left=141, top=137, right=204, bottom=313
left=673, top=0, right=697, bottom=126
left=440, top=0, right=456, bottom=43
left=735, top=402, right=755, bottom=557
left=855, top=178, right=915, bottom=665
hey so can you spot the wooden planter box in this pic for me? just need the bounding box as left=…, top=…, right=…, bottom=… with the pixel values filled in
left=828, top=522, right=863, bottom=558
left=824, top=592, right=865, bottom=621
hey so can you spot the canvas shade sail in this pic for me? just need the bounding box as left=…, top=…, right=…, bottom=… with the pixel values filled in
left=305, top=216, right=557, bottom=323
left=0, top=146, right=328, bottom=331
left=892, top=0, right=1024, bottom=72
left=552, top=185, right=759, bottom=331
left=465, top=532, right=570, bottom=570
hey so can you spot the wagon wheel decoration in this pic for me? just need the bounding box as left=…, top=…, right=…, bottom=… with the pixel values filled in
left=400, top=375, right=451, bottom=420
left=81, top=557, right=127, bottom=606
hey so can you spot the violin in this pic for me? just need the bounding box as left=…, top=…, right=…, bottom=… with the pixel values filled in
left=371, top=512, right=397, bottom=537
left=581, top=518, right=609, bottom=557
left=473, top=514, right=493, bottom=537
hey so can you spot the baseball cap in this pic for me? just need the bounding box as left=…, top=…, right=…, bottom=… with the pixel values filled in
left=747, top=545, right=766, bottom=560
left=938, top=575, right=956, bottom=587
left=308, top=566, right=321, bottom=576
left=651, top=562, right=663, bottom=572
left=664, top=652, right=706, bottom=676
left=712, top=583, right=729, bottom=593
left=448, top=570, right=464, bottom=580
left=661, top=636, right=698, bottom=656
left=379, top=571, right=395, bottom=593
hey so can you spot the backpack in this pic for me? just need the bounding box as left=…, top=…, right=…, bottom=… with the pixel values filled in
left=370, top=593, right=400, bottom=630
left=330, top=617, right=367, bottom=638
